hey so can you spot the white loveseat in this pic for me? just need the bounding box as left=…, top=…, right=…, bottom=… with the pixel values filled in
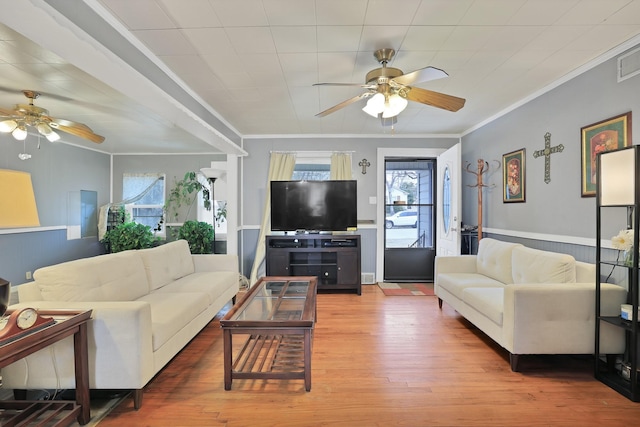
left=435, top=238, right=627, bottom=371
left=1, top=239, right=239, bottom=408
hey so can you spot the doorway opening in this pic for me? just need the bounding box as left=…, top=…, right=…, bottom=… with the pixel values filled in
left=383, top=158, right=436, bottom=282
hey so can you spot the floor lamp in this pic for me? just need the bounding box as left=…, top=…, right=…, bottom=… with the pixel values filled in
left=200, top=168, right=225, bottom=253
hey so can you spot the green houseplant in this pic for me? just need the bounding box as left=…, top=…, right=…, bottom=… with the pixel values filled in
left=101, top=221, right=157, bottom=253
left=178, top=220, right=214, bottom=254
left=164, top=172, right=211, bottom=225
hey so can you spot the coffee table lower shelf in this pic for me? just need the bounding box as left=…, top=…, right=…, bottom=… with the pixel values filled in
left=224, top=330, right=313, bottom=391
left=0, top=400, right=81, bottom=427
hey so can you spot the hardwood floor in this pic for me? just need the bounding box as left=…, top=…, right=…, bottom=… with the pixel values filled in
left=96, top=285, right=640, bottom=426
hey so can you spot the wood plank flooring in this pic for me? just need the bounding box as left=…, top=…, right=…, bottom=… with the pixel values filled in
left=96, top=285, right=640, bottom=426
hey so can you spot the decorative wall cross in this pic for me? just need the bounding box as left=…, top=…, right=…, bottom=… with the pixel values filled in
left=359, top=158, right=370, bottom=174
left=533, top=132, right=564, bottom=184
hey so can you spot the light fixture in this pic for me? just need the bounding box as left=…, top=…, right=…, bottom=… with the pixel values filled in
left=362, top=91, right=408, bottom=119
left=598, top=145, right=637, bottom=206
left=36, top=122, right=60, bottom=142
left=11, top=125, right=27, bottom=141
left=0, top=169, right=40, bottom=228
left=0, top=119, right=18, bottom=133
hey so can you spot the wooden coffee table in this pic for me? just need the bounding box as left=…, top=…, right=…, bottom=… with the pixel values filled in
left=221, top=276, right=317, bottom=391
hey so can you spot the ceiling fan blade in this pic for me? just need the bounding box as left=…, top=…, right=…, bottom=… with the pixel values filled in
left=392, top=66, right=448, bottom=86
left=316, top=92, right=373, bottom=117
left=47, top=117, right=105, bottom=143
left=405, top=87, right=466, bottom=112
left=0, top=107, right=18, bottom=117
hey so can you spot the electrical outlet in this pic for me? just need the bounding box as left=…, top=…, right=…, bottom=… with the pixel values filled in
left=26, top=271, right=32, bottom=280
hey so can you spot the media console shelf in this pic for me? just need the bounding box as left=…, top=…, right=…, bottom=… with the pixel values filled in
left=266, top=235, right=361, bottom=295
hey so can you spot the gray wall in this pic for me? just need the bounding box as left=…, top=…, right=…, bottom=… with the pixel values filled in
left=0, top=137, right=110, bottom=285
left=460, top=43, right=640, bottom=267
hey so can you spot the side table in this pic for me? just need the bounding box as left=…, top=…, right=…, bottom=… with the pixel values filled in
left=0, top=309, right=92, bottom=426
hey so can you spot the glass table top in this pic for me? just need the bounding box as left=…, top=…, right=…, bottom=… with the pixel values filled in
left=232, top=279, right=313, bottom=322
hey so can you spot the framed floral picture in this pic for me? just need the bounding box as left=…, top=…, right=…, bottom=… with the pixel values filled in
left=503, top=148, right=525, bottom=203
left=581, top=112, right=632, bottom=197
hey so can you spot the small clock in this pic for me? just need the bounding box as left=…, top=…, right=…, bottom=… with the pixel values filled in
left=0, top=308, right=55, bottom=344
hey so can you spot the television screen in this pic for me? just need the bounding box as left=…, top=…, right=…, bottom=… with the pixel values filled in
left=270, top=180, right=357, bottom=232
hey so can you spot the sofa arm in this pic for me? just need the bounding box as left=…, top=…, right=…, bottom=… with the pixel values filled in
left=192, top=254, right=239, bottom=273
left=435, top=255, right=477, bottom=277
left=1, top=300, right=155, bottom=390
left=502, top=283, right=627, bottom=355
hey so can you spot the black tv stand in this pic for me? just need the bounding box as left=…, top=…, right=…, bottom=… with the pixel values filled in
left=266, top=234, right=361, bottom=295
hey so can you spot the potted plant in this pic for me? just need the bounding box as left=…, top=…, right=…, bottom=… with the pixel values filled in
left=164, top=172, right=211, bottom=225
left=101, top=221, right=157, bottom=253
left=178, top=220, right=214, bottom=254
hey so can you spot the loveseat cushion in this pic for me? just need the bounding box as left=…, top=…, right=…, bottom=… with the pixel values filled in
left=511, top=246, right=576, bottom=284
left=136, top=292, right=209, bottom=351
left=476, top=238, right=521, bottom=285
left=437, top=273, right=505, bottom=300
left=34, top=251, right=149, bottom=302
left=138, top=240, right=195, bottom=291
left=463, top=287, right=504, bottom=326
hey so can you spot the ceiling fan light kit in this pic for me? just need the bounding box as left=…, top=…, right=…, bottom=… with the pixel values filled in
left=0, top=90, right=104, bottom=147
left=315, top=48, right=466, bottom=122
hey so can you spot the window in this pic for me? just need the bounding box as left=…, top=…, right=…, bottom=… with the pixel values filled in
left=292, top=153, right=331, bottom=180
left=123, top=173, right=165, bottom=236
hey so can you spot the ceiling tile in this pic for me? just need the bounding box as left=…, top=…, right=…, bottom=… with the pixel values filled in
left=364, top=0, right=421, bottom=26
left=458, top=0, right=527, bottom=25
left=263, top=0, right=316, bottom=26
left=412, top=0, right=474, bottom=25
left=508, top=0, right=579, bottom=25
left=181, top=28, right=234, bottom=56
left=317, top=26, right=363, bottom=52
left=279, top=53, right=319, bottom=87
left=316, top=0, right=367, bottom=25
left=401, top=26, right=456, bottom=51
left=556, top=0, right=634, bottom=25
left=100, top=0, right=174, bottom=30
left=225, top=27, right=276, bottom=53
left=271, top=26, right=317, bottom=53
left=441, top=26, right=502, bottom=50
left=358, top=26, right=410, bottom=52
left=157, top=0, right=221, bottom=28
left=209, top=0, right=269, bottom=26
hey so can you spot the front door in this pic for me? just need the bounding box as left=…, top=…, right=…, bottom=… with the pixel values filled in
left=383, top=158, right=436, bottom=282
left=436, top=144, right=461, bottom=256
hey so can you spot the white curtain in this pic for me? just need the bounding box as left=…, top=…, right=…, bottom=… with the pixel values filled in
left=97, top=175, right=164, bottom=240
left=249, top=152, right=297, bottom=284
left=330, top=152, right=353, bottom=179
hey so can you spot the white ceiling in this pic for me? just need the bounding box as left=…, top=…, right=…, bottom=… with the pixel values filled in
left=0, top=0, right=639, bottom=155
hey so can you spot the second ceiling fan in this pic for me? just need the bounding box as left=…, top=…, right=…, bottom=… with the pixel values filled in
left=314, top=48, right=466, bottom=119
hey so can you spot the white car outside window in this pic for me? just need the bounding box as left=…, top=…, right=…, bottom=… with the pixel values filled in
left=385, top=210, right=417, bottom=229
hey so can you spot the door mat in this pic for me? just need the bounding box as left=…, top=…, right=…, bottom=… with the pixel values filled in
left=377, top=282, right=434, bottom=296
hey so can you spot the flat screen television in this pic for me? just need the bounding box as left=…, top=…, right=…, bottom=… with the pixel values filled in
left=270, top=180, right=357, bottom=232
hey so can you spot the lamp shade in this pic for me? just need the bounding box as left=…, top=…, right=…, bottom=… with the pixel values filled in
left=599, top=147, right=636, bottom=206
left=0, top=169, right=40, bottom=227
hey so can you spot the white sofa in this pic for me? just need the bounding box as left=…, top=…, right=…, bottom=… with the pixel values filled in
left=1, top=239, right=239, bottom=409
left=435, top=238, right=627, bottom=371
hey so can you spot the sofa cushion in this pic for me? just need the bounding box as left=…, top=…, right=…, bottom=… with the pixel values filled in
left=136, top=292, right=209, bottom=351
left=153, top=271, right=238, bottom=305
left=476, top=238, right=521, bottom=285
left=437, top=273, right=505, bottom=300
left=463, top=288, right=504, bottom=326
left=34, top=251, right=149, bottom=302
left=138, top=240, right=195, bottom=291
left=512, top=246, right=576, bottom=284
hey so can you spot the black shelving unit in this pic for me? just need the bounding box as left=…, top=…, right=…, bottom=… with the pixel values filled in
left=595, top=145, right=640, bottom=402
left=265, top=234, right=361, bottom=295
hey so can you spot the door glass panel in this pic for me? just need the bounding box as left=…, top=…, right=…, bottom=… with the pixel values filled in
left=384, top=159, right=435, bottom=249
left=442, top=167, right=451, bottom=234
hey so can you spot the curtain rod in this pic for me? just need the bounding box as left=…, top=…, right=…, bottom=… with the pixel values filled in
left=269, top=150, right=355, bottom=154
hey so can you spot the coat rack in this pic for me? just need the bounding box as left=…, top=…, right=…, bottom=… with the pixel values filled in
left=464, top=159, right=497, bottom=242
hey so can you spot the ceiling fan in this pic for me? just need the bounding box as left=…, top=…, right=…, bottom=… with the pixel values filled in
left=314, top=48, right=466, bottom=119
left=0, top=90, right=104, bottom=143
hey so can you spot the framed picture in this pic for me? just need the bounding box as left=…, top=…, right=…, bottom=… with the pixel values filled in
left=503, top=148, right=525, bottom=203
left=581, top=112, right=632, bottom=197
